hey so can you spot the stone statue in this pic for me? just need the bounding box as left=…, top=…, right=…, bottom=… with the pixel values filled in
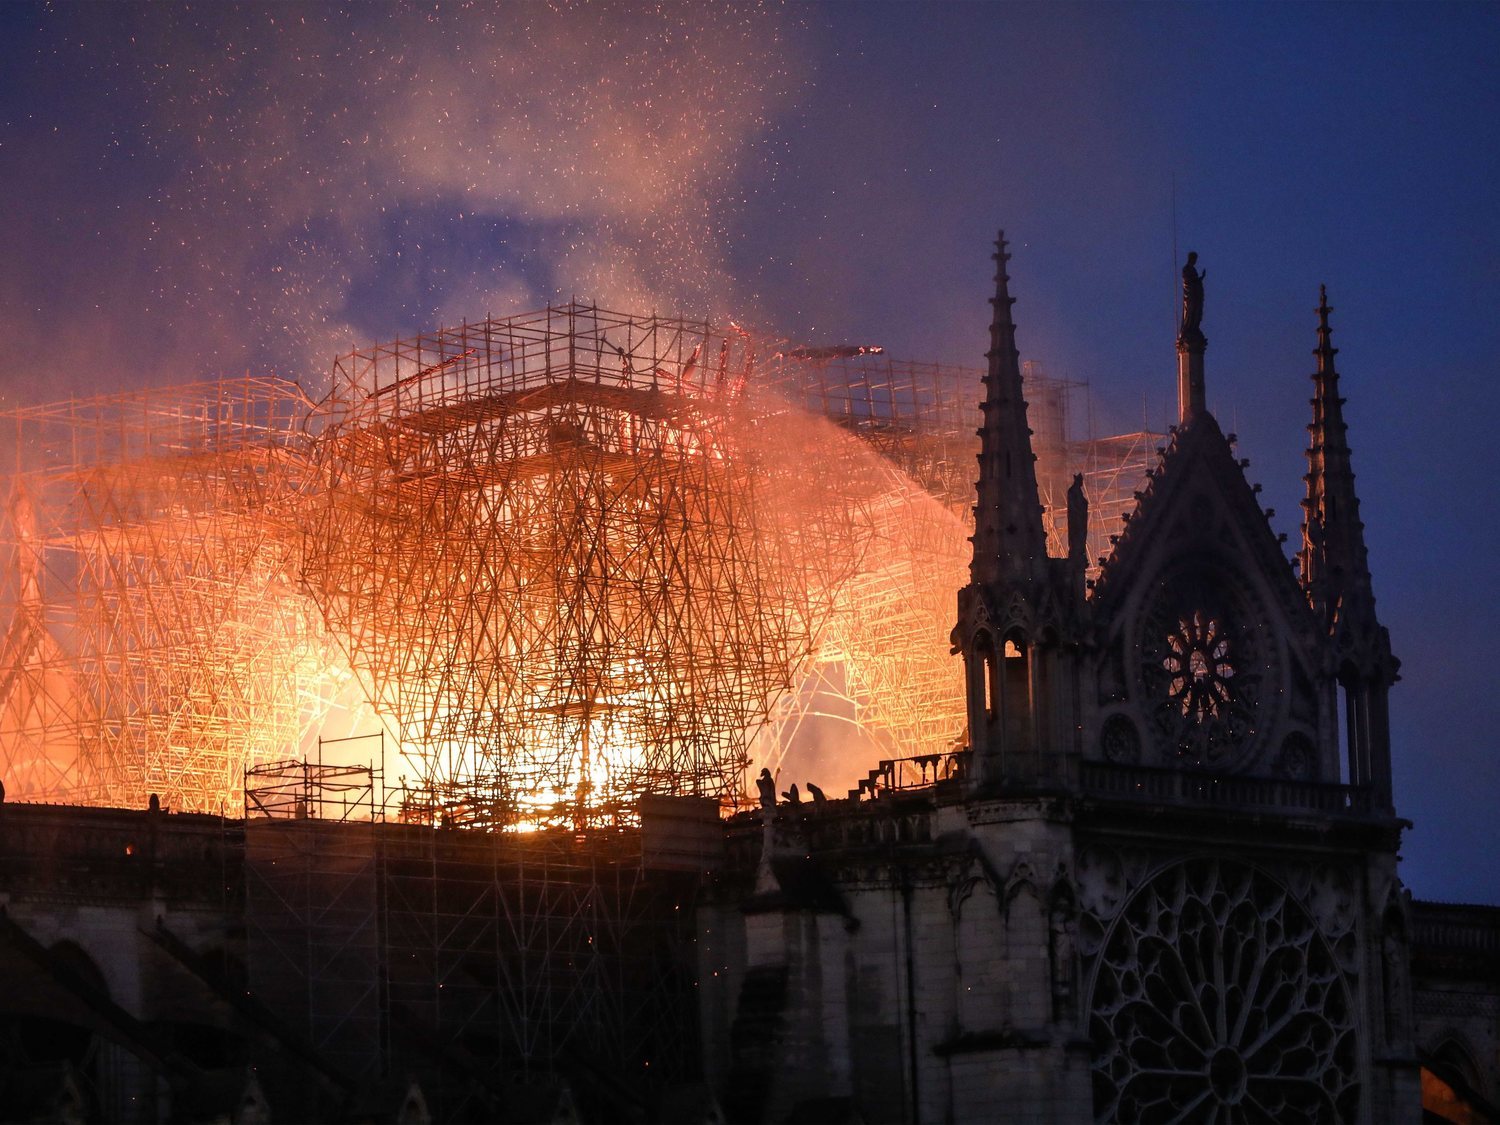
left=1181, top=251, right=1205, bottom=339
left=756, top=768, right=776, bottom=810
left=1049, top=907, right=1076, bottom=1018
left=1066, top=473, right=1088, bottom=563
left=754, top=768, right=780, bottom=893
left=1382, top=917, right=1408, bottom=1046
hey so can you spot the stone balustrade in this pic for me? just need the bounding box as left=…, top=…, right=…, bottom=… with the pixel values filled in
left=1079, top=761, right=1376, bottom=817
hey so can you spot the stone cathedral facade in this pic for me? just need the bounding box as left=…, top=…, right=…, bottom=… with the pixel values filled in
left=698, top=236, right=1434, bottom=1123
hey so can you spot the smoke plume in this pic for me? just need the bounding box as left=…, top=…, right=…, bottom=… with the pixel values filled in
left=0, top=2, right=805, bottom=400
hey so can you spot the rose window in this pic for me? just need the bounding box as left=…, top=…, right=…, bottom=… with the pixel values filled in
left=1164, top=612, right=1234, bottom=721
left=1139, top=567, right=1267, bottom=769
left=1090, top=859, right=1359, bottom=1123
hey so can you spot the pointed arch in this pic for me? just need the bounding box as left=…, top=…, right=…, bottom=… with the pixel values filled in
left=1421, top=1033, right=1492, bottom=1125
left=1001, top=627, right=1031, bottom=760
left=948, top=845, right=1004, bottom=919
left=969, top=626, right=998, bottom=727
left=950, top=847, right=1006, bottom=1034
left=1337, top=658, right=1369, bottom=788
left=1428, top=1034, right=1482, bottom=1094
left=1004, top=857, right=1039, bottom=906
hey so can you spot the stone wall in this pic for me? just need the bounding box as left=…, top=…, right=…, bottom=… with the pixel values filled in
left=1410, top=900, right=1500, bottom=1118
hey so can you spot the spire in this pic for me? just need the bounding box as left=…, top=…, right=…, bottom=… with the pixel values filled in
left=970, top=232, right=1046, bottom=585
left=1300, top=285, right=1375, bottom=634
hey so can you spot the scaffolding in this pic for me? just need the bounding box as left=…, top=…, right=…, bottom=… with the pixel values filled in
left=243, top=758, right=700, bottom=1122
left=377, top=818, right=699, bottom=1118
left=298, top=305, right=888, bottom=830
left=0, top=305, right=1159, bottom=821
left=764, top=350, right=978, bottom=511
left=0, top=378, right=335, bottom=812
left=755, top=351, right=1161, bottom=790
left=244, top=757, right=382, bottom=1111
left=763, top=349, right=1160, bottom=561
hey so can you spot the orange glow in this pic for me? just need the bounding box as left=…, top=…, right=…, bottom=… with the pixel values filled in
left=0, top=306, right=1157, bottom=826
left=0, top=378, right=341, bottom=813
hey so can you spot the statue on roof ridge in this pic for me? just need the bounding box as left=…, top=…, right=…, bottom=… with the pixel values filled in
left=1181, top=251, right=1206, bottom=340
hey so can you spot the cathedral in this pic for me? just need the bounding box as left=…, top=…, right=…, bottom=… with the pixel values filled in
left=0, top=236, right=1495, bottom=1124
left=694, top=237, right=1495, bottom=1124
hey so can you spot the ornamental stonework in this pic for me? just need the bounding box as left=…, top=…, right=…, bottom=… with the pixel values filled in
left=1080, top=851, right=1361, bottom=1123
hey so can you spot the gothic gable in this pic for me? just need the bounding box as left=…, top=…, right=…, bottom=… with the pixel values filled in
left=1087, top=412, right=1325, bottom=777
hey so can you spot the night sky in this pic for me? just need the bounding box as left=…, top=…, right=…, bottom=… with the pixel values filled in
left=2, top=3, right=1497, bottom=902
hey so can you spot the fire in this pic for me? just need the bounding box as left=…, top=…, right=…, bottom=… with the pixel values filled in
left=0, top=305, right=1158, bottom=826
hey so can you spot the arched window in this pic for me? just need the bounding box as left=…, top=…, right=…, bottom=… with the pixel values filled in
left=1338, top=663, right=1363, bottom=786
left=953, top=875, right=1005, bottom=1031
left=1422, top=1037, right=1488, bottom=1124
left=1002, top=631, right=1030, bottom=751
left=972, top=629, right=998, bottom=725
left=1431, top=1038, right=1481, bottom=1094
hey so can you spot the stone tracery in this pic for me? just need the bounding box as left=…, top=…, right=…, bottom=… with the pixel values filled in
left=1089, top=858, right=1359, bottom=1123
left=1163, top=611, right=1236, bottom=721
left=1139, top=566, right=1268, bottom=770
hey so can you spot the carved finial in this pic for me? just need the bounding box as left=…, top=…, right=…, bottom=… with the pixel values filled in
left=955, top=232, right=1054, bottom=788
left=1315, top=284, right=1338, bottom=373
left=1300, top=284, right=1398, bottom=809
left=968, top=229, right=1045, bottom=585
left=1301, top=284, right=1375, bottom=635
left=990, top=229, right=1014, bottom=325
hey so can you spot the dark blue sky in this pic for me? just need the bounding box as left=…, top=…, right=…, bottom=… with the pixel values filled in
left=2, top=2, right=1497, bottom=901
